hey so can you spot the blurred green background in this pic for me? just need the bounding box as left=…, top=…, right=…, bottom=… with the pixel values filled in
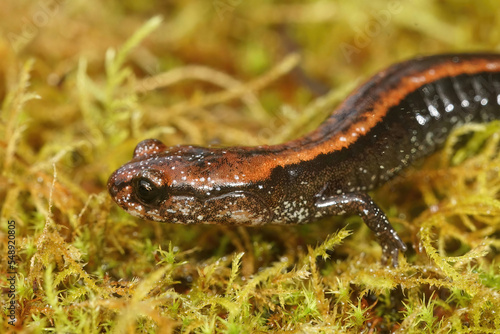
left=1, top=0, right=499, bottom=333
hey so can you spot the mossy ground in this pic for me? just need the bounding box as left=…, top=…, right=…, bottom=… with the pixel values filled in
left=1, top=1, right=499, bottom=333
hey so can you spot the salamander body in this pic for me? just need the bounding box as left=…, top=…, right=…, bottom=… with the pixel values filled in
left=108, top=54, right=500, bottom=265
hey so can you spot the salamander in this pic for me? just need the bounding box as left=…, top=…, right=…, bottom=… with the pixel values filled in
left=108, top=54, right=500, bottom=266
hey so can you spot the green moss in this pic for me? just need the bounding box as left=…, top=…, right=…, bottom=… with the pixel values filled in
left=0, top=0, right=499, bottom=332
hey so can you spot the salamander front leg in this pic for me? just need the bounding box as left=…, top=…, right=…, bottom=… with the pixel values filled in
left=315, top=192, right=407, bottom=266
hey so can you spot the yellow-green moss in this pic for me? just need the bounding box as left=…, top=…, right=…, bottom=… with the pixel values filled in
left=0, top=0, right=499, bottom=333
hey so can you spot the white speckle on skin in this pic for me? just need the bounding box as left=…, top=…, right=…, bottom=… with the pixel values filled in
left=428, top=105, right=440, bottom=118
left=416, top=114, right=427, bottom=126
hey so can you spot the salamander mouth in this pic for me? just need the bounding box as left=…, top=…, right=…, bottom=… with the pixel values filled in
left=130, top=195, right=199, bottom=223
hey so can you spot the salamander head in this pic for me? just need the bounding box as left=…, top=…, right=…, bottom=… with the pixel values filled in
left=107, top=139, right=272, bottom=225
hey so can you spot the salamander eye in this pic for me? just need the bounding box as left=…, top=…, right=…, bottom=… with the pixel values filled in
left=132, top=169, right=166, bottom=205
left=135, top=178, right=161, bottom=204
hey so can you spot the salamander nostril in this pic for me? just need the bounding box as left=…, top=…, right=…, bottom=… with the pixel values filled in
left=107, top=171, right=127, bottom=197
left=107, top=176, right=116, bottom=196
